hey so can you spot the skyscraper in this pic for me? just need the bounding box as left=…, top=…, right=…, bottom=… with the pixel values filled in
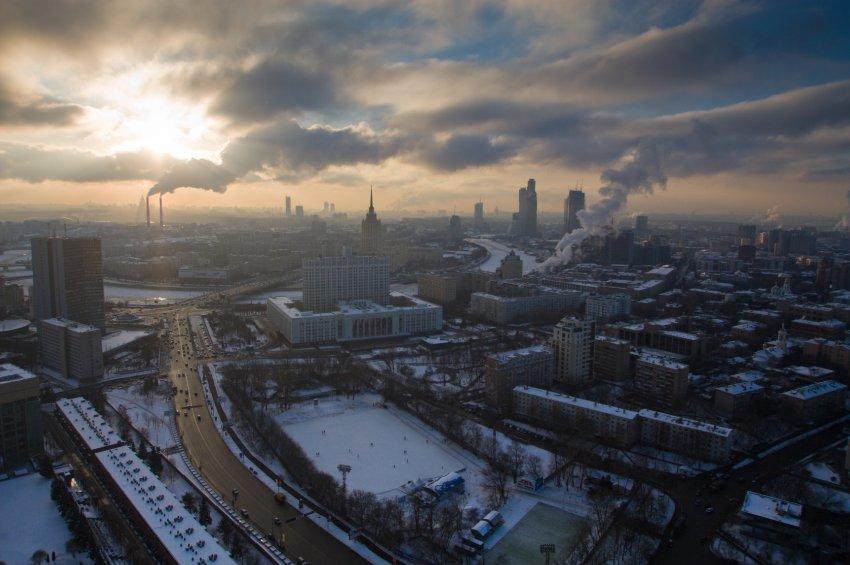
left=552, top=316, right=593, bottom=386
left=517, top=179, right=538, bottom=237
left=31, top=236, right=104, bottom=331
left=474, top=201, right=484, bottom=228
left=635, top=215, right=648, bottom=236
left=360, top=188, right=386, bottom=254
left=295, top=205, right=304, bottom=218
left=449, top=215, right=463, bottom=242
left=285, top=196, right=292, bottom=217
left=565, top=189, right=585, bottom=233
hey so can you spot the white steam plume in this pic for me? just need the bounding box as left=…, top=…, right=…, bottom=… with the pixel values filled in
left=539, top=142, right=667, bottom=271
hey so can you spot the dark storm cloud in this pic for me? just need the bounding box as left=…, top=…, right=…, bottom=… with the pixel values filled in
left=417, top=134, right=517, bottom=171
left=148, top=119, right=407, bottom=194
left=0, top=77, right=82, bottom=127
left=208, top=59, right=338, bottom=123
left=0, top=142, right=176, bottom=182
left=534, top=1, right=850, bottom=99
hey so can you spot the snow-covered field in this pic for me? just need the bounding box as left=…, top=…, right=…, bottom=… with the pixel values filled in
left=278, top=394, right=466, bottom=495
left=106, top=380, right=176, bottom=449
left=0, top=473, right=92, bottom=564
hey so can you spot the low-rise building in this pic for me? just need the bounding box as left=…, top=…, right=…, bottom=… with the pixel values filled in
left=634, top=354, right=689, bottom=407
left=512, top=386, right=639, bottom=446
left=790, top=318, right=845, bottom=340
left=740, top=491, right=802, bottom=545
left=418, top=273, right=458, bottom=305
left=638, top=409, right=733, bottom=463
left=484, top=346, right=554, bottom=411
left=714, top=382, right=764, bottom=418
left=0, top=364, right=42, bottom=470
left=267, top=292, right=442, bottom=346
left=470, top=288, right=583, bottom=324
left=780, top=380, right=847, bottom=424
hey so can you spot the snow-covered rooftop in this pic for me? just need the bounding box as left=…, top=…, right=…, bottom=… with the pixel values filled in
left=56, top=397, right=124, bottom=452
left=785, top=365, right=834, bottom=379
left=637, top=353, right=689, bottom=370
left=96, top=446, right=234, bottom=564
left=731, top=370, right=765, bottom=383
left=715, top=382, right=763, bottom=396
left=638, top=409, right=733, bottom=437
left=0, top=362, right=37, bottom=384
left=741, top=491, right=802, bottom=528
left=488, top=345, right=552, bottom=364
left=781, top=379, right=847, bottom=400
left=514, top=386, right=639, bottom=420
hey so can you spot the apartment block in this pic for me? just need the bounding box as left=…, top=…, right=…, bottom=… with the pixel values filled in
left=484, top=346, right=554, bottom=411
left=512, top=385, right=639, bottom=446
left=41, top=318, right=103, bottom=381
left=552, top=317, right=593, bottom=386
left=593, top=335, right=631, bottom=381
left=638, top=409, right=732, bottom=463
left=634, top=354, right=689, bottom=407
left=780, top=380, right=847, bottom=424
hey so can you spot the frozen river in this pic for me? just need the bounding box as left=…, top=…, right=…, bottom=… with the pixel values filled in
left=467, top=238, right=539, bottom=274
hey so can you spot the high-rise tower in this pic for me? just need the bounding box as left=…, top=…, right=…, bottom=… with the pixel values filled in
left=31, top=236, right=105, bottom=332
left=517, top=179, right=538, bottom=237
left=565, top=189, right=585, bottom=233
left=360, top=188, right=386, bottom=254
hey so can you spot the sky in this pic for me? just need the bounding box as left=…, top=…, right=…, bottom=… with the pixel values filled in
left=1, top=0, right=849, bottom=218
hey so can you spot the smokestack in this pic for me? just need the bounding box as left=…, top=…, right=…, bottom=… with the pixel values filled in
left=159, top=194, right=163, bottom=228
left=146, top=196, right=151, bottom=227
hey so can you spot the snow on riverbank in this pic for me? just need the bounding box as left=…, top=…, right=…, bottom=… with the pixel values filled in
left=106, top=380, right=176, bottom=449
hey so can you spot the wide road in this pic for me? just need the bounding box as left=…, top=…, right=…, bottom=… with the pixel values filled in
left=166, top=310, right=365, bottom=564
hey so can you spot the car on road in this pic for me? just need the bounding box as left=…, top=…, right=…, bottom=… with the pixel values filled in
left=241, top=508, right=249, bottom=517
left=705, top=506, right=715, bottom=514
left=274, top=516, right=282, bottom=526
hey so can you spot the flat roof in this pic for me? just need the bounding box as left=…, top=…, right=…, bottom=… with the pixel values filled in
left=715, top=382, right=764, bottom=395
left=488, top=345, right=552, bottom=363
left=638, top=409, right=733, bottom=437
left=637, top=354, right=689, bottom=370
left=43, top=317, right=99, bottom=333
left=57, top=397, right=123, bottom=452
left=0, top=363, right=37, bottom=385
left=741, top=491, right=802, bottom=528
left=781, top=379, right=847, bottom=400
left=96, top=446, right=234, bottom=564
left=514, top=386, right=639, bottom=420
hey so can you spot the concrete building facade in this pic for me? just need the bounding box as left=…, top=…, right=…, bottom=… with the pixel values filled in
left=484, top=346, right=553, bottom=411
left=41, top=317, right=103, bottom=381
left=0, top=364, right=42, bottom=471
left=552, top=317, right=593, bottom=387
left=31, top=236, right=105, bottom=331
left=593, top=335, right=631, bottom=381
left=634, top=354, right=689, bottom=407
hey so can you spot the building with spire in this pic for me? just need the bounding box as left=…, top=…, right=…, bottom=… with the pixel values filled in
left=360, top=188, right=386, bottom=254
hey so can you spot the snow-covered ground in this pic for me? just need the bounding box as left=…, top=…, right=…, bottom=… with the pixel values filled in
left=0, top=473, right=93, bottom=564
left=102, top=329, right=153, bottom=353
left=277, top=394, right=467, bottom=495
left=805, top=461, right=842, bottom=484
left=106, top=380, right=176, bottom=449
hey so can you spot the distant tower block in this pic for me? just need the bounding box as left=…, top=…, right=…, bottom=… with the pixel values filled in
left=159, top=194, right=164, bottom=227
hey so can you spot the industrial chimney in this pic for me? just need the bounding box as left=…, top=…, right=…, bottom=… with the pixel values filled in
left=159, top=194, right=164, bottom=227
left=146, top=196, right=151, bottom=227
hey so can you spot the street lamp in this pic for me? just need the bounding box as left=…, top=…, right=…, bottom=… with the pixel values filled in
left=337, top=464, right=352, bottom=513
left=540, top=543, right=556, bottom=565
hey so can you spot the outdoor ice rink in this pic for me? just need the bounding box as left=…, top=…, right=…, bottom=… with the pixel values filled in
left=278, top=394, right=466, bottom=495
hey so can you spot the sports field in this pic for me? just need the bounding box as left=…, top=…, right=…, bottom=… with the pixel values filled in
left=489, top=502, right=588, bottom=563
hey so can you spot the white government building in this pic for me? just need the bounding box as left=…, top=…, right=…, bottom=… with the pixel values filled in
left=268, top=249, right=442, bottom=345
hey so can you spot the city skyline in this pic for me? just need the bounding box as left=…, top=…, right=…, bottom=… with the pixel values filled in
left=1, top=2, right=849, bottom=216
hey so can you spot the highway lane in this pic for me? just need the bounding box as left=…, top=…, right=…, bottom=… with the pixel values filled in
left=167, top=312, right=365, bottom=564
